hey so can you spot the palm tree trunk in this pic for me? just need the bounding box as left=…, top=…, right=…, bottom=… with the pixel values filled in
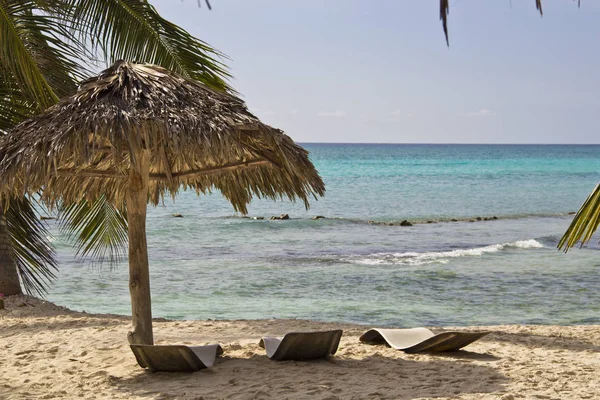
left=126, top=149, right=153, bottom=345
left=0, top=211, right=22, bottom=295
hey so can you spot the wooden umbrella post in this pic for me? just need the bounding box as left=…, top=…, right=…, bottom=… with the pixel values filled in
left=126, top=148, right=153, bottom=345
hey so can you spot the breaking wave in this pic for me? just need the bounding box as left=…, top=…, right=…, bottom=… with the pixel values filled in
left=344, top=239, right=544, bottom=266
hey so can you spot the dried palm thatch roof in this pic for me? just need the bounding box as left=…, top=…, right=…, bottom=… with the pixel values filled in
left=0, top=61, right=325, bottom=213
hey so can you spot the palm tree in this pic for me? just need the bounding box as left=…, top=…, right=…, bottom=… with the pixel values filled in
left=0, top=0, right=231, bottom=296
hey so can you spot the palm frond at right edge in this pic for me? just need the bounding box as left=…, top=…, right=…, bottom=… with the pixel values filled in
left=558, top=183, right=600, bottom=252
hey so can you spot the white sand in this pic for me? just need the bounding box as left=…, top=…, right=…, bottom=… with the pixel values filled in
left=1, top=295, right=599, bottom=400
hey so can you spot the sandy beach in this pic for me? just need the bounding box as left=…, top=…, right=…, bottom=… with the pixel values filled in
left=1, top=295, right=599, bottom=400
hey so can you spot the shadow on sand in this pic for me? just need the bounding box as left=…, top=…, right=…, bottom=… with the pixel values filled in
left=486, top=330, right=600, bottom=353
left=111, top=352, right=507, bottom=400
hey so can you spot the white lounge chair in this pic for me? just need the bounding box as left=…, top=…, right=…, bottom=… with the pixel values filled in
left=259, top=330, right=343, bottom=361
left=359, top=327, right=489, bottom=353
left=130, top=344, right=223, bottom=372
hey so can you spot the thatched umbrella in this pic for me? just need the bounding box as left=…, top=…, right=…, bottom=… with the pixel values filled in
left=0, top=61, right=325, bottom=345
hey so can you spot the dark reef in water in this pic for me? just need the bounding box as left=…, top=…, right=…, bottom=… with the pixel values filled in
left=235, top=211, right=576, bottom=227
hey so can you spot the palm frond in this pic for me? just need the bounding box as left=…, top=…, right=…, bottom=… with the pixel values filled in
left=0, top=1, right=59, bottom=109
left=558, top=183, right=600, bottom=252
left=0, top=0, right=87, bottom=109
left=5, top=197, right=57, bottom=296
left=63, top=0, right=232, bottom=92
left=0, top=75, right=37, bottom=133
left=535, top=0, right=544, bottom=16
left=58, top=196, right=128, bottom=265
left=440, top=0, right=554, bottom=45
left=22, top=9, right=85, bottom=98
left=440, top=0, right=449, bottom=46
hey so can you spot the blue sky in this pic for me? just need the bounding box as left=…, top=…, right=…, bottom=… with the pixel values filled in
left=151, top=0, right=599, bottom=144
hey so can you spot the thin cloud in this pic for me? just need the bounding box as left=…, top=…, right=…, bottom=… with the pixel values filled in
left=250, top=108, right=275, bottom=116
left=391, top=109, right=415, bottom=117
left=459, top=108, right=495, bottom=117
left=317, top=110, right=346, bottom=118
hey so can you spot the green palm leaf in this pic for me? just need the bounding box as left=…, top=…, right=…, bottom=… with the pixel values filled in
left=558, top=183, right=600, bottom=252
left=5, top=197, right=58, bottom=296
left=0, top=1, right=55, bottom=109
left=0, top=0, right=84, bottom=110
left=64, top=0, right=232, bottom=91
left=0, top=0, right=84, bottom=295
left=21, top=9, right=85, bottom=98
left=0, top=77, right=36, bottom=132
left=59, top=197, right=128, bottom=264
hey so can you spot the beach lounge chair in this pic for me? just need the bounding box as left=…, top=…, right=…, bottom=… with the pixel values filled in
left=359, top=327, right=489, bottom=353
left=130, top=344, right=223, bottom=372
left=259, top=330, right=343, bottom=361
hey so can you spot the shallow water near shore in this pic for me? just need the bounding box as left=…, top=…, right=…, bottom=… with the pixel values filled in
left=46, top=144, right=600, bottom=326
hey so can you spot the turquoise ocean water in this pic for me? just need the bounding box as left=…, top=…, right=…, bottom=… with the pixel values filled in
left=46, top=144, right=600, bottom=326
